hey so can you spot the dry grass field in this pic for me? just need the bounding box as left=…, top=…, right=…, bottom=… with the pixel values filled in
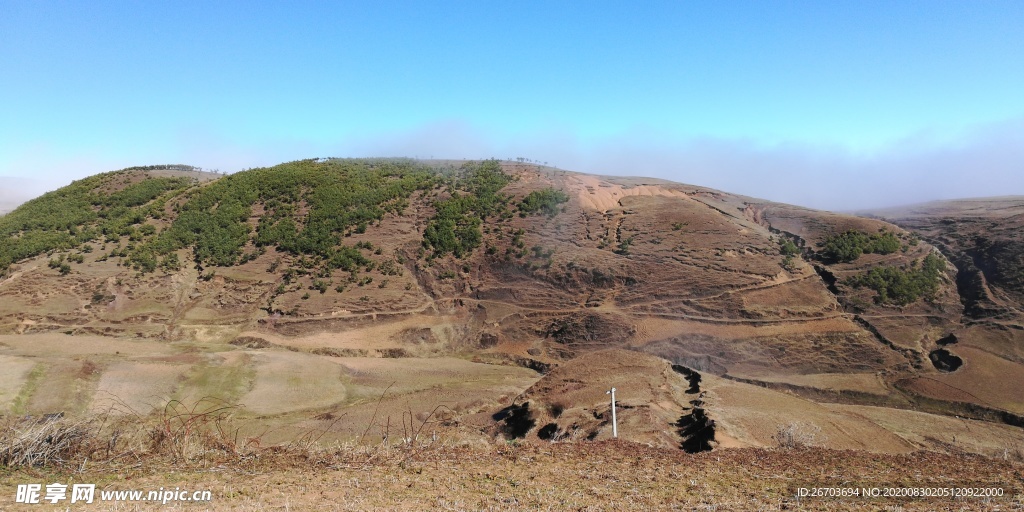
left=1, top=437, right=1020, bottom=511
left=239, top=351, right=348, bottom=416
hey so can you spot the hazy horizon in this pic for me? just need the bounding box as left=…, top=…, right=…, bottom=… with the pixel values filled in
left=2, top=1, right=1022, bottom=212
left=3, top=129, right=1022, bottom=215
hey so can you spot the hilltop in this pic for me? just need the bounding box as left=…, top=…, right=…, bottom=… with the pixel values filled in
left=0, top=158, right=1021, bottom=461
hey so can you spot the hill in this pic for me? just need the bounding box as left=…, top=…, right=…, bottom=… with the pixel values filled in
left=0, top=158, right=1021, bottom=461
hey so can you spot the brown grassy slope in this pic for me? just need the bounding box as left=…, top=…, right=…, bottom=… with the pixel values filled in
left=490, top=349, right=1024, bottom=457
left=499, top=349, right=696, bottom=448
left=478, top=167, right=948, bottom=376
left=2, top=441, right=1021, bottom=511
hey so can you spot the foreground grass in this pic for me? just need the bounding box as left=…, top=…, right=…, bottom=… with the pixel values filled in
left=1, top=419, right=1022, bottom=511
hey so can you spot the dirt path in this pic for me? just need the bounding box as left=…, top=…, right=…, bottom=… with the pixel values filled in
left=623, top=272, right=819, bottom=306
left=167, top=265, right=201, bottom=334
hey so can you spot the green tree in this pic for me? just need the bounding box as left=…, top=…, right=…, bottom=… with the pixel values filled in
left=519, top=188, right=569, bottom=216
left=845, top=253, right=945, bottom=305
left=779, top=239, right=799, bottom=256
left=821, top=231, right=868, bottom=263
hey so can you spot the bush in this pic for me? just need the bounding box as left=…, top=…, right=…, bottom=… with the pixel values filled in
left=864, top=231, right=900, bottom=254
left=130, top=251, right=158, bottom=273
left=378, top=259, right=403, bottom=276
left=311, top=279, right=330, bottom=294
left=781, top=255, right=798, bottom=271
left=773, top=422, right=824, bottom=449
left=820, top=231, right=867, bottom=262
left=0, top=416, right=97, bottom=468
left=519, top=188, right=569, bottom=216
left=820, top=230, right=901, bottom=263
left=845, top=253, right=945, bottom=305
left=779, top=239, right=799, bottom=256
left=615, top=237, right=633, bottom=255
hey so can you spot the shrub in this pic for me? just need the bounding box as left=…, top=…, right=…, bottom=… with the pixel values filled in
left=164, top=159, right=435, bottom=267
left=820, top=230, right=901, bottom=263
left=129, top=250, right=158, bottom=273
left=311, top=279, right=329, bottom=294
left=0, top=416, right=98, bottom=468
left=779, top=239, right=799, bottom=256
left=519, top=188, right=568, bottom=216
left=845, top=253, right=945, bottom=305
left=820, top=231, right=867, bottom=262
left=781, top=255, right=798, bottom=271
left=865, top=231, right=900, bottom=254
left=378, top=259, right=403, bottom=276
left=773, top=422, right=824, bottom=449
left=615, top=237, right=634, bottom=255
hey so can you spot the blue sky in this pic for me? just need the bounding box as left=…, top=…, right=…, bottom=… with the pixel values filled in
left=2, top=1, right=1022, bottom=210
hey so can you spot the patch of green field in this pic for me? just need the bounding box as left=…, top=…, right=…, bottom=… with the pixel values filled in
left=10, top=363, right=45, bottom=415
left=0, top=355, right=36, bottom=411
left=174, top=353, right=256, bottom=406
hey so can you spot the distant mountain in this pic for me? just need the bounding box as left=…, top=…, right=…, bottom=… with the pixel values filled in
left=1, top=158, right=1021, bottom=453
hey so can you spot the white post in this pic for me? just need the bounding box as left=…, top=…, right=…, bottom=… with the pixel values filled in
left=606, top=387, right=618, bottom=438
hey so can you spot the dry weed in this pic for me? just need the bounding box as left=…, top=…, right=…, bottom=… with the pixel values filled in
left=0, top=415, right=96, bottom=468
left=773, top=421, right=826, bottom=449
